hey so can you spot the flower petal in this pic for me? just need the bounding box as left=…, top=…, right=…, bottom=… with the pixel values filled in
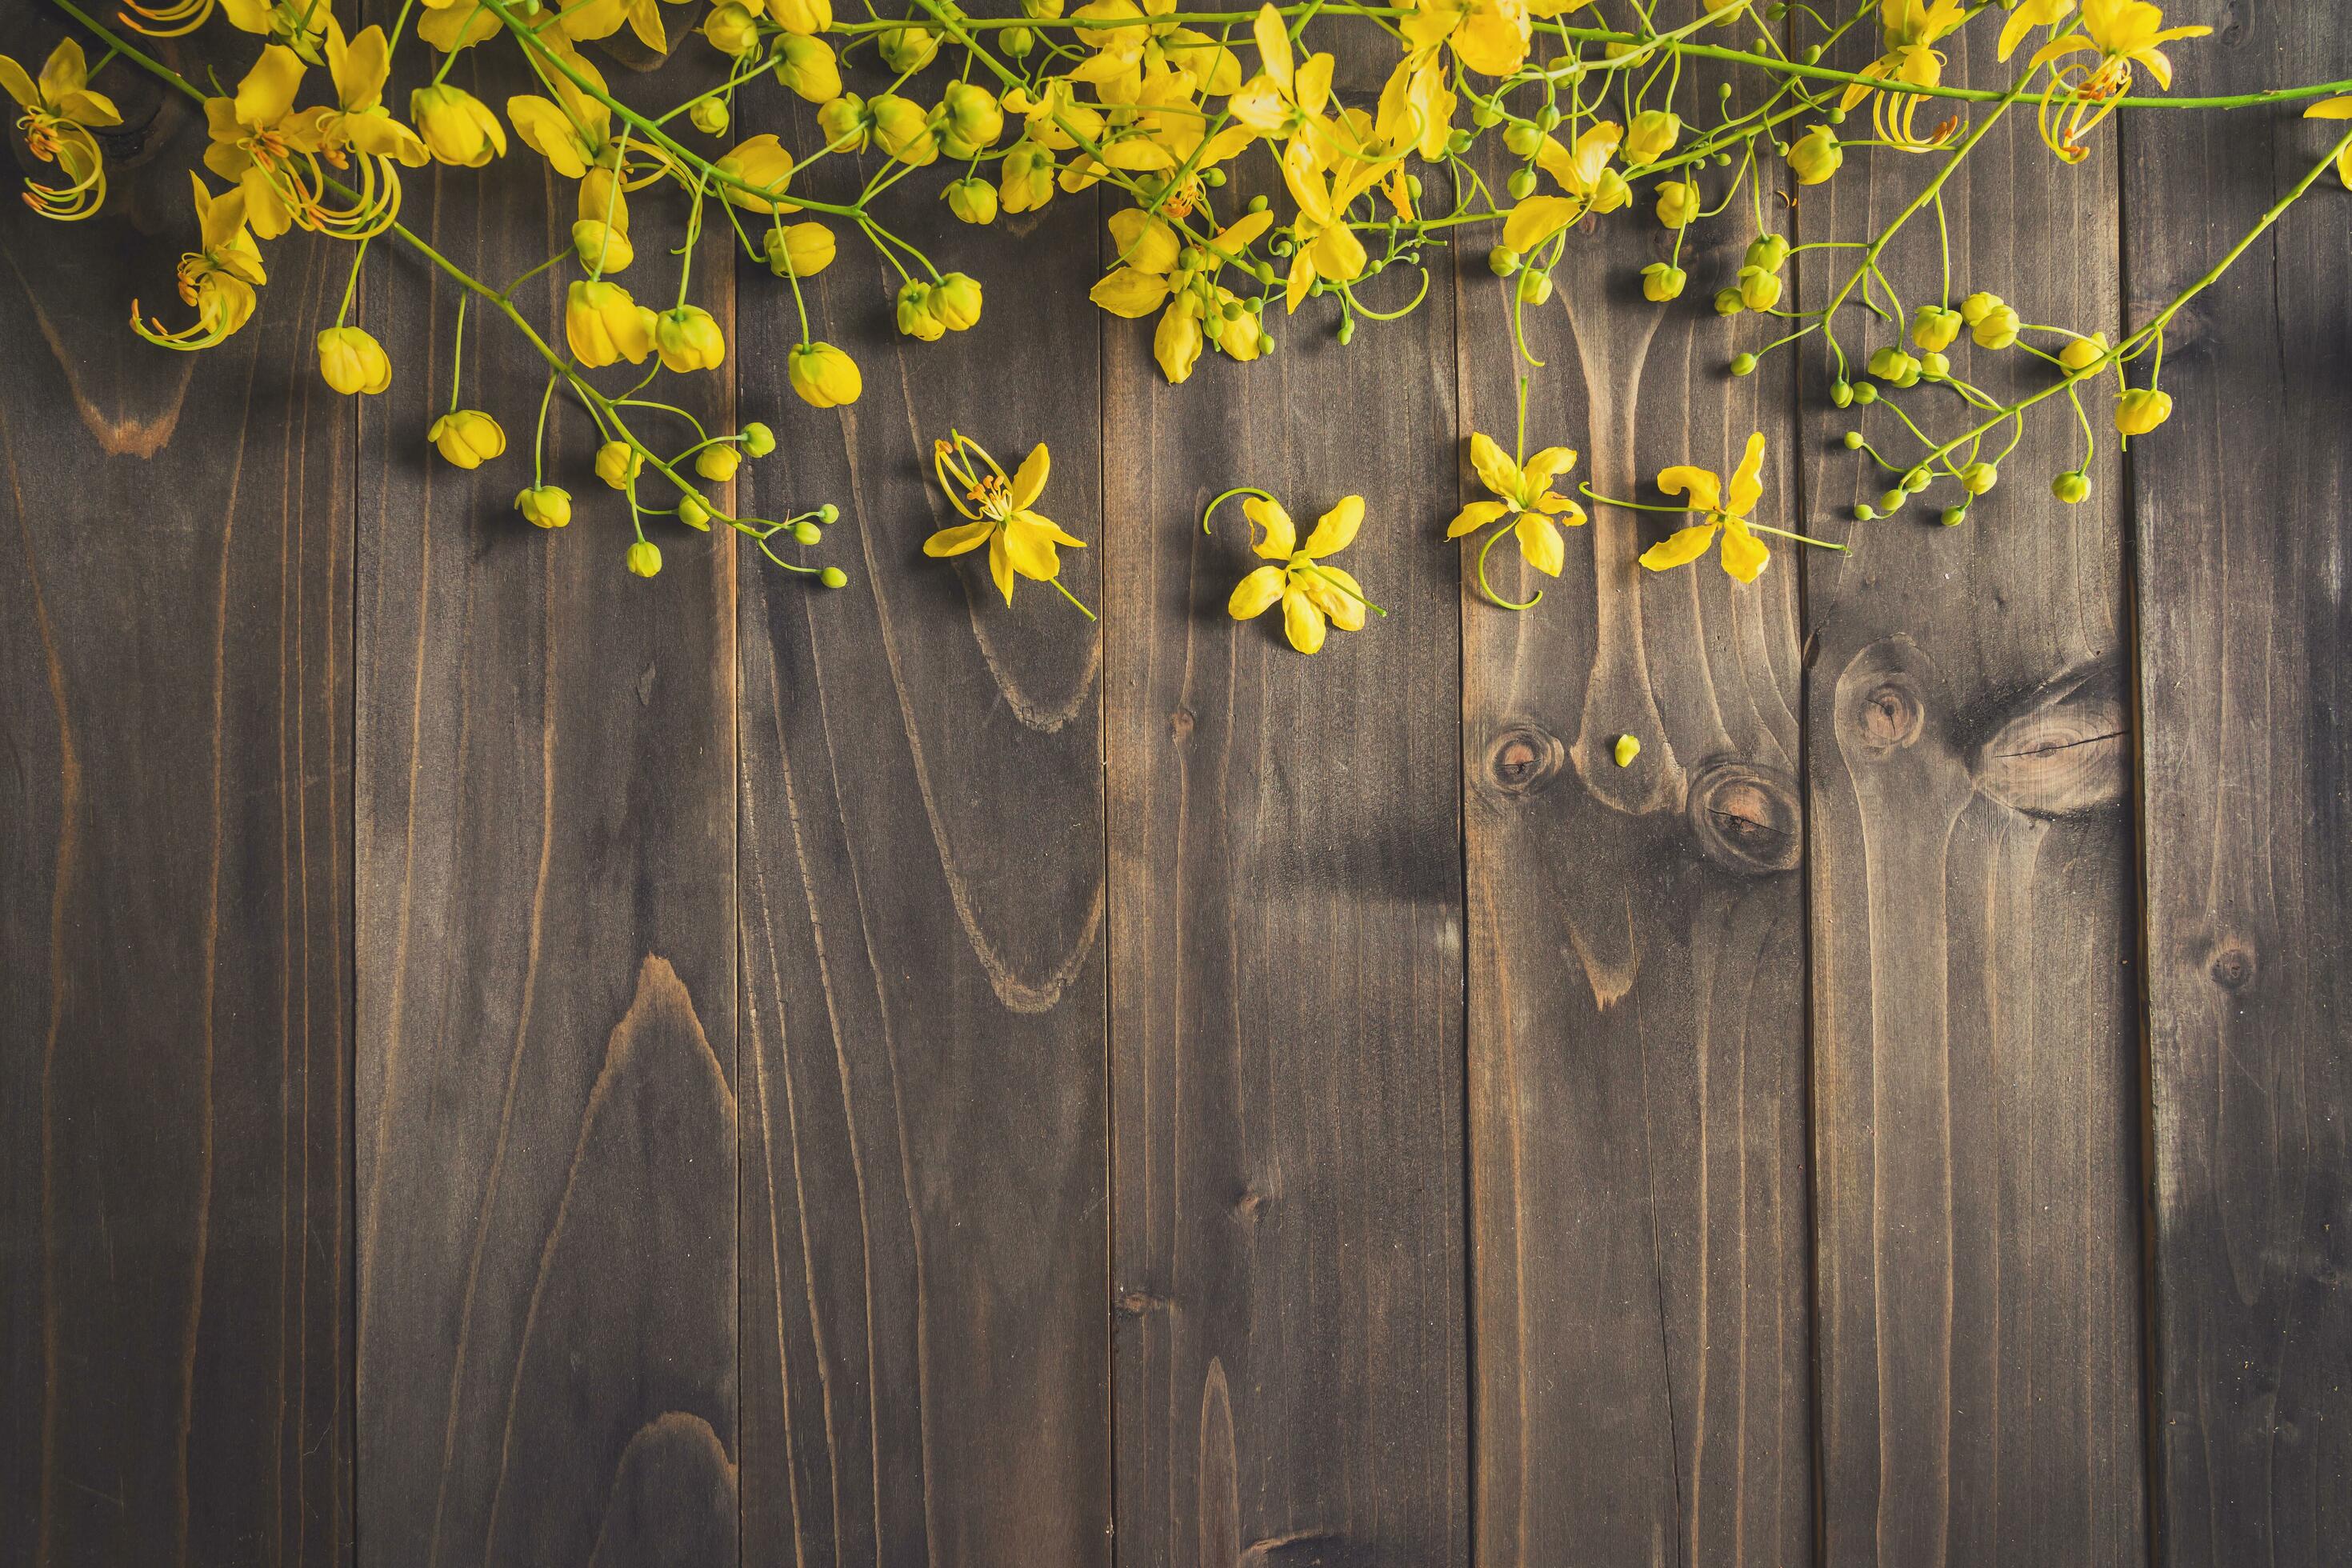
left=1300, top=494, right=1363, bottom=556
left=1242, top=494, right=1295, bottom=558
left=1009, top=442, right=1051, bottom=511
left=1228, top=563, right=1286, bottom=619
left=988, top=530, right=1017, bottom=604
left=1514, top=512, right=1565, bottom=578
left=1521, top=445, right=1578, bottom=486
left=1469, top=431, right=1522, bottom=502
left=1719, top=520, right=1771, bottom=582
left=1001, top=514, right=1062, bottom=580
left=1726, top=432, right=1768, bottom=518
left=1302, top=565, right=1366, bottom=630
left=1252, top=2, right=1293, bottom=94
left=1281, top=584, right=1326, bottom=654
left=236, top=45, right=306, bottom=129
left=923, top=518, right=994, bottom=556
left=1090, top=266, right=1173, bottom=318
left=1656, top=464, right=1722, bottom=514
left=1446, top=500, right=1509, bottom=538
left=1638, top=522, right=1719, bottom=572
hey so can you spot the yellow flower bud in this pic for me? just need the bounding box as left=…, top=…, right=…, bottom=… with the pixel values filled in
left=870, top=94, right=938, bottom=166
left=1641, top=263, right=1686, bottom=302
left=763, top=220, right=834, bottom=278
left=774, top=34, right=840, bottom=105
left=426, top=410, right=506, bottom=470
left=715, top=134, right=795, bottom=212
left=930, top=272, right=983, bottom=332
left=409, top=85, right=506, bottom=168
left=678, top=496, right=711, bottom=531
left=694, top=444, right=742, bottom=482
left=1786, top=125, right=1842, bottom=185
left=626, top=539, right=662, bottom=578
left=1626, top=109, right=1680, bottom=166
left=788, top=342, right=862, bottom=408
left=768, top=0, right=830, bottom=34
left=1908, top=304, right=1962, bottom=352
left=571, top=218, right=634, bottom=273
left=740, top=422, right=776, bottom=457
left=878, top=25, right=938, bottom=73
left=316, top=326, right=391, bottom=395
left=701, top=2, right=759, bottom=56
left=578, top=167, right=629, bottom=232
left=566, top=279, right=656, bottom=367
left=1738, top=266, right=1782, bottom=312
left=1000, top=140, right=1056, bottom=213
left=944, top=176, right=998, bottom=225
left=690, top=98, right=730, bottom=136
left=817, top=93, right=868, bottom=152
left=654, top=305, right=726, bottom=372
left=895, top=281, right=946, bottom=342
left=1654, top=178, right=1701, bottom=230
left=515, top=485, right=573, bottom=528
left=938, top=81, right=1002, bottom=161
left=2114, top=387, right=2173, bottom=436
left=1970, top=303, right=2020, bottom=350
left=595, top=441, right=645, bottom=490
left=1958, top=290, right=2003, bottom=326
left=1590, top=168, right=1631, bottom=214
left=2059, top=331, right=2110, bottom=374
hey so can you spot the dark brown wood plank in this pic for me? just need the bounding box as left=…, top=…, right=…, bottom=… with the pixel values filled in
left=1462, top=68, right=1814, bottom=1567
left=1102, top=36, right=1467, bottom=1564
left=2125, top=12, right=2352, bottom=1563
left=0, top=33, right=352, bottom=1566
left=1798, top=23, right=2146, bottom=1567
left=730, top=62, right=1112, bottom=1568
left=353, top=36, right=739, bottom=1566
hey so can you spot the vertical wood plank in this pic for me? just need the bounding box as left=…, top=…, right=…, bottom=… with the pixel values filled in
left=1102, top=38, right=1468, bottom=1564
left=731, top=69, right=1113, bottom=1568
left=2126, top=10, right=2352, bottom=1562
left=0, top=47, right=353, bottom=1567
left=354, top=38, right=740, bottom=1566
left=1461, top=49, right=1814, bottom=1566
left=1799, top=25, right=2146, bottom=1567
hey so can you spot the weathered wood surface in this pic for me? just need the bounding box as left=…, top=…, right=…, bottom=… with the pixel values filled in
left=2127, top=10, right=2352, bottom=1565
left=0, top=30, right=354, bottom=1567
left=6, top=5, right=2352, bottom=1567
left=1799, top=23, right=2146, bottom=1568
left=731, top=65, right=1112, bottom=1568
left=1462, top=60, right=1813, bottom=1567
left=350, top=32, right=739, bottom=1568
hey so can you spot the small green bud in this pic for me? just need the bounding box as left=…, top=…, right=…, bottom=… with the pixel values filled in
left=1842, top=430, right=1864, bottom=450
left=1960, top=462, right=1998, bottom=494
left=1831, top=378, right=1854, bottom=409
left=818, top=566, right=848, bottom=589
left=1506, top=168, right=1538, bottom=200
left=1537, top=105, right=1562, bottom=131
left=1640, top=262, right=1686, bottom=302
left=1940, top=505, right=1967, bottom=526
left=678, top=495, right=711, bottom=531
left=689, top=97, right=729, bottom=136
left=1248, top=194, right=1270, bottom=214
left=1003, top=24, right=1034, bottom=55
left=1854, top=502, right=1878, bottom=521
left=1920, top=350, right=1950, bottom=380
left=1902, top=466, right=1931, bottom=494
left=740, top=422, right=775, bottom=458
left=2052, top=470, right=2091, bottom=504
left=1802, top=43, right=1822, bottom=62
left=1878, top=490, right=1907, bottom=513
left=1515, top=269, right=1552, bottom=305
left=1258, top=331, right=1276, bottom=354
left=793, top=520, right=822, bottom=545
left=1203, top=166, right=1227, bottom=186
left=1854, top=382, right=1879, bottom=405
left=1474, top=102, right=1502, bottom=128
left=1714, top=288, right=1746, bottom=317
left=1504, top=122, right=1542, bottom=157
left=1447, top=128, right=1474, bottom=154
left=818, top=502, right=839, bottom=524
left=1745, top=234, right=1790, bottom=274
left=1730, top=352, right=1758, bottom=376
left=1489, top=245, right=1521, bottom=277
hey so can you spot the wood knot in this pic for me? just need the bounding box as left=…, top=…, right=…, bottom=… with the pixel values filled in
left=1975, top=662, right=2128, bottom=818
left=1170, top=704, right=1196, bottom=743
left=1482, top=723, right=1564, bottom=798
left=1230, top=1185, right=1271, bottom=1222
left=2208, top=945, right=2257, bottom=993
left=1114, top=1289, right=1171, bottom=1317
left=1687, top=759, right=1802, bottom=875
left=1853, top=677, right=1925, bottom=751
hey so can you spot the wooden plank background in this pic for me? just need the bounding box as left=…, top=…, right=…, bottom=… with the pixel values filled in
left=1, top=1, right=2346, bottom=1566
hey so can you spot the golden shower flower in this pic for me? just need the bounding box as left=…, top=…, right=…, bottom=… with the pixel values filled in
left=1654, top=177, right=1700, bottom=230
left=626, top=539, right=662, bottom=578
left=1636, top=433, right=1775, bottom=582
left=427, top=409, right=506, bottom=469
left=1223, top=492, right=1374, bottom=655
left=566, top=278, right=656, bottom=366
left=133, top=173, right=268, bottom=350
left=1786, top=124, right=1843, bottom=184
left=410, top=84, right=506, bottom=168
left=925, top=434, right=1091, bottom=613
left=1089, top=206, right=1274, bottom=382
left=716, top=133, right=797, bottom=210
left=2027, top=0, right=2210, bottom=92
left=595, top=440, right=644, bottom=489
left=774, top=34, right=841, bottom=104
left=763, top=221, right=835, bottom=277
left=788, top=342, right=862, bottom=408
left=930, top=273, right=984, bottom=331
left=1503, top=121, right=1626, bottom=250
left=1840, top=0, right=1969, bottom=150
left=1448, top=430, right=1585, bottom=579
left=944, top=177, right=998, bottom=225
left=2114, top=386, right=2173, bottom=435
left=203, top=45, right=330, bottom=238
left=507, top=51, right=614, bottom=179
left=1624, top=108, right=1680, bottom=166
left=870, top=95, right=940, bottom=166
left=318, top=19, right=428, bottom=167
left=654, top=305, right=726, bottom=371
left=516, top=485, right=574, bottom=528
left=571, top=218, right=634, bottom=273
left=2, top=38, right=122, bottom=219
left=317, top=325, right=390, bottom=394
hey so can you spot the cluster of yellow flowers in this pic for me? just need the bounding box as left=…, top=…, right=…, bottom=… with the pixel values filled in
left=8, top=0, right=2352, bottom=599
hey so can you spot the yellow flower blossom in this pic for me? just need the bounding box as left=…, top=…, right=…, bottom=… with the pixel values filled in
left=1064, top=0, right=1242, bottom=108
left=566, top=278, right=657, bottom=366
left=1089, top=206, right=1274, bottom=381
left=1448, top=429, right=1585, bottom=604
left=410, top=83, right=506, bottom=167
left=789, top=342, right=862, bottom=407
left=1839, top=0, right=1970, bottom=150
left=1217, top=491, right=1378, bottom=654
left=2310, top=97, right=2352, bottom=187
left=1502, top=121, right=1627, bottom=251
left=133, top=173, right=268, bottom=350
left=1635, top=433, right=1775, bottom=582
left=1, top=39, right=120, bottom=219
left=316, top=324, right=391, bottom=394
left=507, top=48, right=614, bottom=180
left=925, top=434, right=1093, bottom=614
left=2023, top=0, right=2211, bottom=158
left=203, top=45, right=334, bottom=238
left=319, top=19, right=428, bottom=167
left=427, top=409, right=506, bottom=469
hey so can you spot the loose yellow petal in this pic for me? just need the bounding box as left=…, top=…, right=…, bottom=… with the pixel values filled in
left=1614, top=733, right=1641, bottom=767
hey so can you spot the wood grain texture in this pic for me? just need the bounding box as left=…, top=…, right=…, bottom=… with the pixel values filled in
left=1102, top=34, right=1468, bottom=1562
left=0, top=31, right=353, bottom=1566
left=352, top=35, right=740, bottom=1567
left=1462, top=63, right=1814, bottom=1566
left=1798, top=25, right=2146, bottom=1567
left=731, top=68, right=1112, bottom=1568
left=2125, top=10, right=2352, bottom=1563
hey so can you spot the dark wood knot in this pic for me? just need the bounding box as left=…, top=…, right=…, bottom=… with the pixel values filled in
left=1482, top=723, right=1564, bottom=798
left=1853, top=676, right=1925, bottom=751
left=1975, top=662, right=2128, bottom=818
left=1170, top=704, right=1196, bottom=743
left=2208, top=945, right=2257, bottom=993
left=1688, top=759, right=1802, bottom=875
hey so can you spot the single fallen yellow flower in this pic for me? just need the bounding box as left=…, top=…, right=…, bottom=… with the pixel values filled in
left=1206, top=487, right=1383, bottom=655
left=1449, top=395, right=1585, bottom=610
left=1587, top=434, right=1846, bottom=584
left=925, top=432, right=1094, bottom=617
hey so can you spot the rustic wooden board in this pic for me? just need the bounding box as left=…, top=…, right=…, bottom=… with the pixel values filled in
left=730, top=70, right=1114, bottom=1568
left=2125, top=12, right=2352, bottom=1564
left=1798, top=28, right=2146, bottom=1568
left=1102, top=38, right=1468, bottom=1565
left=1460, top=78, right=1814, bottom=1566
left=0, top=46, right=353, bottom=1567
left=352, top=38, right=740, bottom=1568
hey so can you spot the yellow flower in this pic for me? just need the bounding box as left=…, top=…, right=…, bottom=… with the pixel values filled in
left=1, top=39, right=121, bottom=219
left=1786, top=124, right=1843, bottom=184
left=1839, top=0, right=1969, bottom=150
left=762, top=222, right=835, bottom=278
left=566, top=279, right=656, bottom=366
left=1636, top=433, right=1775, bottom=583
left=409, top=84, right=506, bottom=167
left=1062, top=0, right=1242, bottom=110
left=427, top=410, right=506, bottom=470
left=202, top=45, right=334, bottom=238
left=1222, top=492, right=1374, bottom=654
left=2308, top=98, right=2352, bottom=187
left=572, top=218, right=634, bottom=273
left=1624, top=108, right=1679, bottom=166
left=2025, top=0, right=2210, bottom=158
left=2114, top=386, right=2172, bottom=436
left=316, top=325, right=391, bottom=394
left=1995, top=0, right=2075, bottom=62
left=1229, top=5, right=1340, bottom=165
left=1280, top=137, right=1388, bottom=313
left=1398, top=0, right=1591, bottom=81
left=516, top=485, right=573, bottom=528
left=1447, top=430, right=1586, bottom=596
left=774, top=34, right=841, bottom=104
left=789, top=342, right=862, bottom=407
left=1502, top=121, right=1626, bottom=251
left=595, top=441, right=645, bottom=489
left=654, top=305, right=726, bottom=371
left=924, top=434, right=1092, bottom=613
left=1089, top=206, right=1274, bottom=382
left=133, top=173, right=268, bottom=350
left=318, top=18, right=429, bottom=168
left=716, top=133, right=798, bottom=210
left=626, top=539, right=663, bottom=578
left=507, top=50, right=614, bottom=179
